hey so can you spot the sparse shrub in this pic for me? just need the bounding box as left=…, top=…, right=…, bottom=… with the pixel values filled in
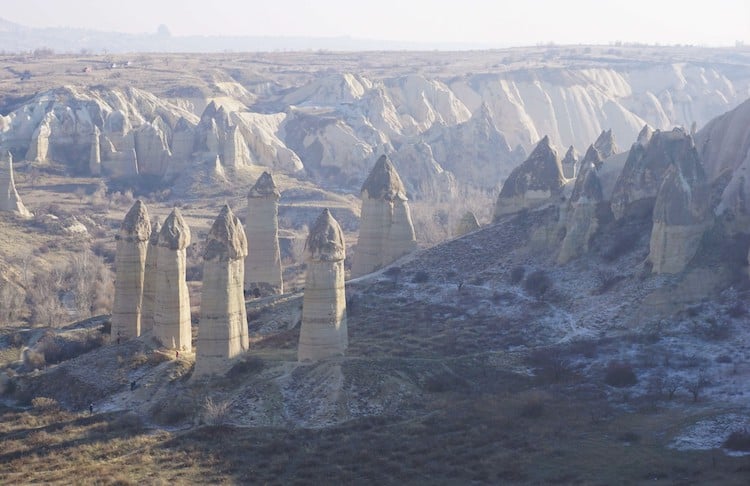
left=129, top=352, right=149, bottom=368
left=509, top=265, right=525, bottom=284
left=413, top=270, right=430, bottom=284
left=528, top=348, right=573, bottom=384
left=108, top=412, right=145, bottom=432
left=724, top=429, right=750, bottom=451
left=423, top=371, right=467, bottom=393
left=151, top=395, right=194, bottom=425
left=23, top=348, right=46, bottom=370
left=31, top=396, right=60, bottom=412
left=384, top=266, right=402, bottom=285
left=203, top=397, right=232, bottom=426
left=523, top=270, right=552, bottom=300
left=604, top=361, right=637, bottom=387
left=685, top=372, right=709, bottom=402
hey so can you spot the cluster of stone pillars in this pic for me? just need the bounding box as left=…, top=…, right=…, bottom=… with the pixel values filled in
left=111, top=159, right=416, bottom=370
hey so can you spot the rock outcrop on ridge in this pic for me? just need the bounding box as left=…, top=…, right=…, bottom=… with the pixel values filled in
left=493, top=136, right=565, bottom=220
left=558, top=146, right=605, bottom=264
left=244, top=172, right=284, bottom=296
left=0, top=150, right=32, bottom=218
left=154, top=208, right=192, bottom=351
left=352, top=155, right=417, bottom=277
left=298, top=209, right=348, bottom=361
left=593, top=129, right=618, bottom=159
left=194, top=205, right=249, bottom=377
left=610, top=127, right=700, bottom=220
left=111, top=200, right=151, bottom=341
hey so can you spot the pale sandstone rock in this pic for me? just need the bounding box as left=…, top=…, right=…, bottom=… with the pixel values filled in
left=194, top=205, right=249, bottom=377
left=111, top=200, right=151, bottom=340
left=244, top=172, right=284, bottom=295
left=352, top=155, right=417, bottom=277
left=25, top=116, right=50, bottom=162
left=0, top=150, right=32, bottom=218
left=133, top=118, right=172, bottom=177
left=154, top=208, right=192, bottom=351
left=298, top=209, right=348, bottom=361
left=222, top=125, right=252, bottom=169
left=140, top=218, right=161, bottom=333
left=454, top=211, right=480, bottom=237
left=593, top=129, right=618, bottom=159
left=89, top=126, right=101, bottom=176
left=558, top=145, right=604, bottom=263
left=648, top=162, right=710, bottom=274
left=493, top=136, right=565, bottom=220
left=561, top=145, right=578, bottom=179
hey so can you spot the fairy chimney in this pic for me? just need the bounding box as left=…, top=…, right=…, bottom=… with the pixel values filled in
left=89, top=126, right=102, bottom=176
left=493, top=136, right=565, bottom=220
left=298, top=209, right=348, bottom=361
left=140, top=218, right=161, bottom=333
left=111, top=200, right=151, bottom=340
left=0, top=150, right=32, bottom=218
left=194, top=205, right=249, bottom=377
left=153, top=208, right=192, bottom=351
left=352, top=155, right=417, bottom=277
left=244, top=172, right=284, bottom=296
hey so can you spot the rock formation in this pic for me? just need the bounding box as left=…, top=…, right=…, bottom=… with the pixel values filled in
left=153, top=208, right=192, bottom=351
left=561, top=145, right=578, bottom=179
left=610, top=127, right=700, bottom=219
left=194, top=205, right=249, bottom=377
left=111, top=200, right=151, bottom=340
left=454, top=211, right=480, bottom=237
left=244, top=172, right=284, bottom=295
left=493, top=136, right=565, bottom=220
left=352, top=155, right=417, bottom=277
left=0, top=150, right=32, bottom=218
left=25, top=116, right=50, bottom=162
left=298, top=209, right=348, bottom=361
left=89, top=126, right=101, bottom=176
left=140, top=218, right=160, bottom=334
left=593, top=129, right=618, bottom=159
left=558, top=146, right=604, bottom=263
left=648, top=160, right=710, bottom=274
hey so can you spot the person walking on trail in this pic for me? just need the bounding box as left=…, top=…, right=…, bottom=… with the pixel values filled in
left=89, top=402, right=94, bottom=415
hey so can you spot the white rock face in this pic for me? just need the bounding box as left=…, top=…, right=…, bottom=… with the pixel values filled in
left=194, top=205, right=249, bottom=378
left=111, top=200, right=151, bottom=340
left=0, top=150, right=32, bottom=218
left=154, top=208, right=192, bottom=351
left=561, top=145, right=579, bottom=180
left=298, top=209, right=347, bottom=361
left=25, top=116, right=50, bottom=162
left=352, top=155, right=417, bottom=277
left=140, top=218, right=160, bottom=334
left=494, top=136, right=565, bottom=220
left=244, top=172, right=284, bottom=296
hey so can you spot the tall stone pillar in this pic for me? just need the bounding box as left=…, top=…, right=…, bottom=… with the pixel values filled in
left=244, top=172, right=284, bottom=296
left=111, top=200, right=151, bottom=340
left=154, top=208, right=192, bottom=351
left=0, top=150, right=32, bottom=218
left=140, top=218, right=160, bottom=333
left=194, top=205, right=249, bottom=377
left=89, top=126, right=102, bottom=176
left=352, top=155, right=416, bottom=277
left=298, top=209, right=348, bottom=361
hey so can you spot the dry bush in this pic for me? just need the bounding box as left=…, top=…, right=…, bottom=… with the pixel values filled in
left=202, top=397, right=231, bottom=426
left=31, top=396, right=60, bottom=412
left=36, top=330, right=107, bottom=365
left=523, top=270, right=552, bottom=300
left=129, top=352, right=149, bottom=368
left=227, top=356, right=265, bottom=378
left=518, top=390, right=548, bottom=419
left=151, top=395, right=195, bottom=425
left=604, top=361, right=638, bottom=387
left=23, top=348, right=46, bottom=370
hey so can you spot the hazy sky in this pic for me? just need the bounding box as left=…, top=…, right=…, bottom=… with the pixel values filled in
left=2, top=0, right=748, bottom=47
